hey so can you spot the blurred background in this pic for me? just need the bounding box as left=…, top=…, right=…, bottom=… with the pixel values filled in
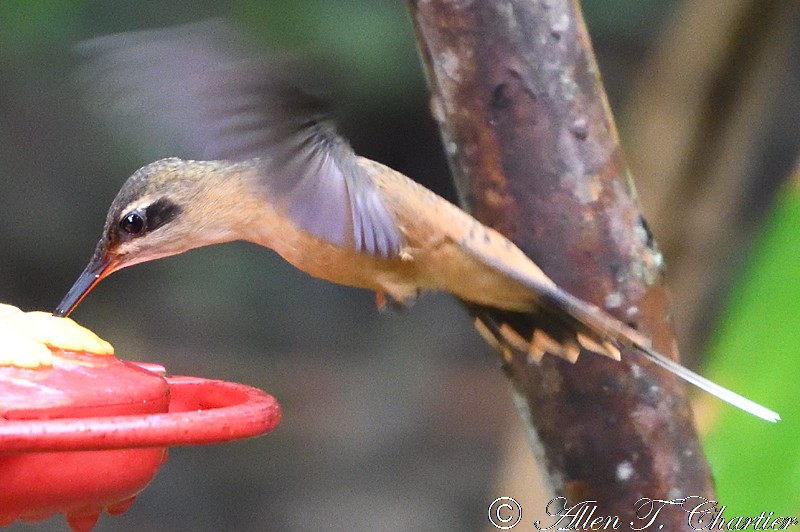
left=1, top=0, right=798, bottom=530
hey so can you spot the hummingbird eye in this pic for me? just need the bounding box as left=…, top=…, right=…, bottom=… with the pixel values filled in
left=117, top=199, right=181, bottom=238
left=120, top=211, right=146, bottom=236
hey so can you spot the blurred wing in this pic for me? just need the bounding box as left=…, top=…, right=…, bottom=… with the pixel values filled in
left=75, top=19, right=402, bottom=257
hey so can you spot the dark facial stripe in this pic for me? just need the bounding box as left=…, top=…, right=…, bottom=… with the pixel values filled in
left=145, top=198, right=182, bottom=232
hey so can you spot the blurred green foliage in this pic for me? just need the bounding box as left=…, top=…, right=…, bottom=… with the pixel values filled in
left=704, top=186, right=800, bottom=514
left=0, top=0, right=81, bottom=50
left=232, top=0, right=423, bottom=103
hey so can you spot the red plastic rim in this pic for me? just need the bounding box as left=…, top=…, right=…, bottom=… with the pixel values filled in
left=0, top=376, right=281, bottom=452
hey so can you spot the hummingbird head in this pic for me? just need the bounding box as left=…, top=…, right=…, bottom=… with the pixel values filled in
left=54, top=157, right=256, bottom=317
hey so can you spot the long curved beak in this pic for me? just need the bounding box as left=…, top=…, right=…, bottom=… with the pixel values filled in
left=54, top=253, right=117, bottom=317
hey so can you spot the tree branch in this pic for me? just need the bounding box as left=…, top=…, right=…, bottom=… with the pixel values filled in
left=408, top=0, right=715, bottom=525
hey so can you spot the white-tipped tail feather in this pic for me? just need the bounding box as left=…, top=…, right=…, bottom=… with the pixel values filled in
left=634, top=343, right=780, bottom=423
left=472, top=283, right=781, bottom=423
left=543, top=285, right=781, bottom=422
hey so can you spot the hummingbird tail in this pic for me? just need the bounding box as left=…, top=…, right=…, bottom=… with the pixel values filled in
left=467, top=287, right=780, bottom=423
left=631, top=342, right=780, bottom=422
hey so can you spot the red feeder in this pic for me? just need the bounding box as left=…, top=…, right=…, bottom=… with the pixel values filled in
left=0, top=351, right=281, bottom=531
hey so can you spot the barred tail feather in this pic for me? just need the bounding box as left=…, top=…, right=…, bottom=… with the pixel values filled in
left=468, top=286, right=780, bottom=423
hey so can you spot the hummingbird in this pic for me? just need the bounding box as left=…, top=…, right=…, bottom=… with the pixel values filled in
left=53, top=21, right=779, bottom=422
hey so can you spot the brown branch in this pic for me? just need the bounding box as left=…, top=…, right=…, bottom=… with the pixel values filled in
left=408, top=0, right=715, bottom=526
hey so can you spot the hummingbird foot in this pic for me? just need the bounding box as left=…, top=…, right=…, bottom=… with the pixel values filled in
left=375, top=290, right=417, bottom=313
